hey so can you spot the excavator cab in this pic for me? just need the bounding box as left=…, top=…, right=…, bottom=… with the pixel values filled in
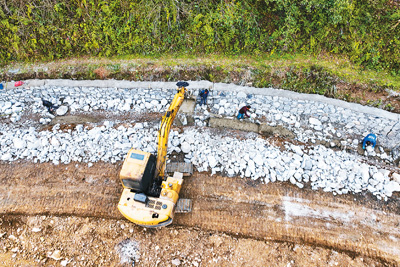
left=120, top=149, right=156, bottom=194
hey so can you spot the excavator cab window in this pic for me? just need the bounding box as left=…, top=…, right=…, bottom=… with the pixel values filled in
left=130, top=153, right=145, bottom=160
left=122, top=179, right=141, bottom=190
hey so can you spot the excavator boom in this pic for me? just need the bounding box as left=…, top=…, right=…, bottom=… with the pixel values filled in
left=155, top=86, right=186, bottom=179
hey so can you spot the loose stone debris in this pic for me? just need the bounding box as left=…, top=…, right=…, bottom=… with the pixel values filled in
left=0, top=82, right=399, bottom=202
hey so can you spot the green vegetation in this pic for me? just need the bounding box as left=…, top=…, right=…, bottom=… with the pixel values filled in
left=3, top=53, right=400, bottom=89
left=1, top=1, right=400, bottom=112
left=1, top=0, right=399, bottom=74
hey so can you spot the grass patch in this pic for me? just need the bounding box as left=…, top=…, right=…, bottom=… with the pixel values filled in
left=1, top=53, right=400, bottom=113
left=2, top=53, right=400, bottom=89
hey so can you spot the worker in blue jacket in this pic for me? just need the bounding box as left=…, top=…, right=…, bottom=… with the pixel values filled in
left=362, top=133, right=377, bottom=150
left=199, top=89, right=209, bottom=106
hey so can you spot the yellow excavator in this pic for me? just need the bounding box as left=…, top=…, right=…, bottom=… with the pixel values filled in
left=118, top=82, right=193, bottom=227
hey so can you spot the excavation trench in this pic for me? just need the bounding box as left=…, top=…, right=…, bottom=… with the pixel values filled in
left=0, top=161, right=399, bottom=265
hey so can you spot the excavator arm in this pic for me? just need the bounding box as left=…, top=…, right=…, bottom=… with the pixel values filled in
left=155, top=85, right=187, bottom=179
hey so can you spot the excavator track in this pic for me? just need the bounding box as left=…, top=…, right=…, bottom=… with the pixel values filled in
left=175, top=198, right=192, bottom=213
left=0, top=161, right=399, bottom=265
left=166, top=162, right=193, bottom=177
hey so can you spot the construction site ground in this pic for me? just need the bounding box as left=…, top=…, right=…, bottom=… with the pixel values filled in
left=1, top=157, right=399, bottom=266
left=1, top=87, right=400, bottom=266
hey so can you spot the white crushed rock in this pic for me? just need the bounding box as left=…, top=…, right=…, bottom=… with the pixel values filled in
left=56, top=106, right=68, bottom=116
left=0, top=83, right=399, bottom=201
left=0, top=124, right=398, bottom=200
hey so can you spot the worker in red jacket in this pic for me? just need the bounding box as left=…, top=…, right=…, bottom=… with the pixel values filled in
left=237, top=105, right=251, bottom=119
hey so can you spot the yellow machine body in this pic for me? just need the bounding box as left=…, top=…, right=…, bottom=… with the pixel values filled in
left=119, top=149, right=152, bottom=188
left=117, top=85, right=187, bottom=227
left=118, top=174, right=183, bottom=227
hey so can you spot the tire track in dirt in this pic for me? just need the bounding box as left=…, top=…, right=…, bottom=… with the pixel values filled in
left=0, top=162, right=399, bottom=265
left=176, top=175, right=400, bottom=265
left=0, top=185, right=120, bottom=218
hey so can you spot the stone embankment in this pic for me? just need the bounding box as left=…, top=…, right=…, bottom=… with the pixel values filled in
left=0, top=80, right=400, bottom=201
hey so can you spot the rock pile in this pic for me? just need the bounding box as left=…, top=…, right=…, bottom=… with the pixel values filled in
left=178, top=128, right=400, bottom=200
left=0, top=86, right=400, bottom=153
left=1, top=82, right=399, bottom=200
left=0, top=123, right=399, bottom=200
left=0, top=122, right=159, bottom=165
left=1, top=84, right=399, bottom=156
left=206, top=91, right=400, bottom=150
left=0, top=87, right=175, bottom=121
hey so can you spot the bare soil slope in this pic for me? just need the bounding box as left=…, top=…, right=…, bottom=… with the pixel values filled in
left=0, top=161, right=399, bottom=266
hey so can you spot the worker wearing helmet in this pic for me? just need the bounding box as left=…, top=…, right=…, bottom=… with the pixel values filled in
left=237, top=105, right=251, bottom=120
left=362, top=133, right=377, bottom=150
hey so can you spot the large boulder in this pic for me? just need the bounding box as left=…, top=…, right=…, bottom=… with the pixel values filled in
left=181, top=142, right=191, bottom=153
left=56, top=106, right=68, bottom=116
left=392, top=173, right=400, bottom=184
left=392, top=144, right=400, bottom=167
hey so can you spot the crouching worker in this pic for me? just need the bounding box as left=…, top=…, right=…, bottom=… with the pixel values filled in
left=42, top=99, right=59, bottom=115
left=362, top=133, right=377, bottom=150
left=237, top=105, right=251, bottom=120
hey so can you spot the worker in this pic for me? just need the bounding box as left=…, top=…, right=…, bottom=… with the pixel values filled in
left=42, top=99, right=59, bottom=114
left=199, top=89, right=209, bottom=106
left=237, top=105, right=251, bottom=120
left=362, top=133, right=377, bottom=150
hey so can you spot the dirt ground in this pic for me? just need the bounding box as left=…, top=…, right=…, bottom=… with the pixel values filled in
left=0, top=161, right=399, bottom=266
left=0, top=215, right=385, bottom=267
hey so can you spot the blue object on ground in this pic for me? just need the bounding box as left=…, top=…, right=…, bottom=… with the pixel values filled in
left=362, top=133, right=377, bottom=149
